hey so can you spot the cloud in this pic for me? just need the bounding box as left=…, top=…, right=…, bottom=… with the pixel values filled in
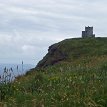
left=0, top=30, right=66, bottom=64
left=0, top=0, right=107, bottom=64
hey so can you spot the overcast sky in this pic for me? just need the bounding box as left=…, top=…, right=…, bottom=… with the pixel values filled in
left=0, top=0, right=107, bottom=65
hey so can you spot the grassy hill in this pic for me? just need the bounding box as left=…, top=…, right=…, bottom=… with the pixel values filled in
left=37, top=37, right=107, bottom=68
left=0, top=37, right=107, bottom=107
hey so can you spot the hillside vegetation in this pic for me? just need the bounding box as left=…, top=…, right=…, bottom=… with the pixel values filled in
left=0, top=37, right=107, bottom=107
left=37, top=37, right=107, bottom=68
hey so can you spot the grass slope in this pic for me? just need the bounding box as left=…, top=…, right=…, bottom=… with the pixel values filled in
left=0, top=37, right=107, bottom=107
left=37, top=37, right=107, bottom=67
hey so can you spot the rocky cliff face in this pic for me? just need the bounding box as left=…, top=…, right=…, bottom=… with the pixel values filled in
left=36, top=43, right=67, bottom=68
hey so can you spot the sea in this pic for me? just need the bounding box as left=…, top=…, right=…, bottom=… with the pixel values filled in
left=0, top=64, right=35, bottom=77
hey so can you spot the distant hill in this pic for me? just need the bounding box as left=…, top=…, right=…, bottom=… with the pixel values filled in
left=36, top=37, right=107, bottom=68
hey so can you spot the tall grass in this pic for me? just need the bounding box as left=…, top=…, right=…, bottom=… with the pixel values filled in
left=0, top=67, right=16, bottom=102
left=0, top=56, right=107, bottom=106
left=0, top=61, right=106, bottom=107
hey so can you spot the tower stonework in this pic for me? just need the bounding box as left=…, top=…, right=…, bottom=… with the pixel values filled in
left=82, top=26, right=95, bottom=38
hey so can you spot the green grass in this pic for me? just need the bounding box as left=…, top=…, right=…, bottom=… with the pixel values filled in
left=37, top=37, right=107, bottom=67
left=0, top=60, right=106, bottom=107
left=0, top=38, right=107, bottom=107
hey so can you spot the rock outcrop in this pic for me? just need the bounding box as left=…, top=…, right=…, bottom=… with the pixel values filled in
left=36, top=43, right=67, bottom=68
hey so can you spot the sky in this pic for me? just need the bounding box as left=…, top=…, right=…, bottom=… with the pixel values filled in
left=0, top=0, right=107, bottom=65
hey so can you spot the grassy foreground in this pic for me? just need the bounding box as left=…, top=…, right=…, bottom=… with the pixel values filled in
left=0, top=58, right=107, bottom=107
left=0, top=38, right=107, bottom=107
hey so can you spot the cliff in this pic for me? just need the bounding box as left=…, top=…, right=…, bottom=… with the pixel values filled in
left=36, top=37, right=107, bottom=68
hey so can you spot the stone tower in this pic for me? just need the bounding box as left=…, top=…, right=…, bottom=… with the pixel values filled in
left=82, top=26, right=95, bottom=38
